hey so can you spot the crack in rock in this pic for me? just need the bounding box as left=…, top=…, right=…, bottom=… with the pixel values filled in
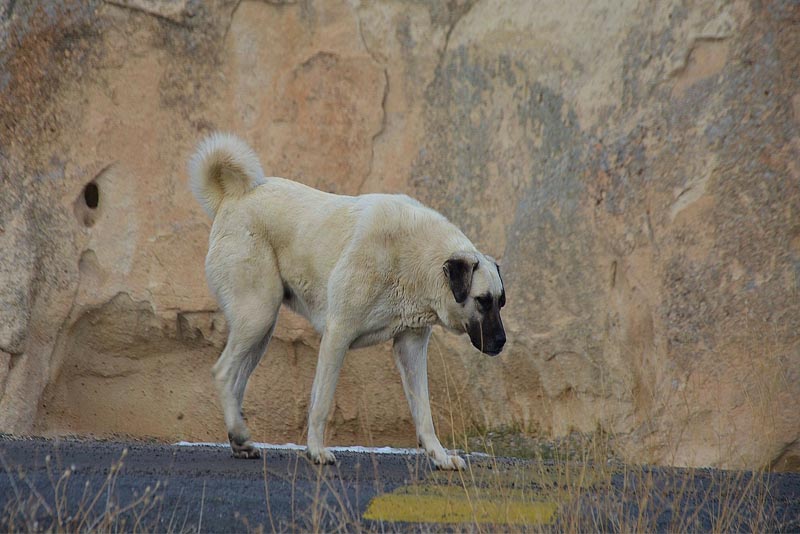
left=104, top=0, right=191, bottom=26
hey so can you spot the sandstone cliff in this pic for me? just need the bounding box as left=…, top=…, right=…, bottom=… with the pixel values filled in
left=1, top=0, right=798, bottom=470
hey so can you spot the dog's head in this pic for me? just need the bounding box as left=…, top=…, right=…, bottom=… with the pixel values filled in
left=441, top=251, right=506, bottom=356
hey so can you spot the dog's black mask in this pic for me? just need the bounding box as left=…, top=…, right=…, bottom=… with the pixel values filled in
left=466, top=295, right=506, bottom=356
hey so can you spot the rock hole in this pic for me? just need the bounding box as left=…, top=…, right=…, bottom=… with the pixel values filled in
left=75, top=179, right=103, bottom=227
left=84, top=182, right=99, bottom=209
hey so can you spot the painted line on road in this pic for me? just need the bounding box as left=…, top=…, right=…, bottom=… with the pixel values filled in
left=363, top=485, right=557, bottom=525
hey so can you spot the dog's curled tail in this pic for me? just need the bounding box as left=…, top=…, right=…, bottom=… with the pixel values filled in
left=188, top=132, right=266, bottom=218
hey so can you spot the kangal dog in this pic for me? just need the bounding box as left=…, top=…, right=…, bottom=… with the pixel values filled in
left=188, top=133, right=506, bottom=469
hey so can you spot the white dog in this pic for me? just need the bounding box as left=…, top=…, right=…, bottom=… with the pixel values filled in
left=188, top=133, right=506, bottom=470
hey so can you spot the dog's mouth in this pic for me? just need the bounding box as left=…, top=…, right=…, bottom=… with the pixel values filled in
left=482, top=347, right=503, bottom=357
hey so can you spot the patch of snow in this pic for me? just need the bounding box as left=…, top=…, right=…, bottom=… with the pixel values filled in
left=174, top=441, right=421, bottom=455
left=174, top=441, right=491, bottom=457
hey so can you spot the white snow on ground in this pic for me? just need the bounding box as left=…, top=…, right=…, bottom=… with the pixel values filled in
left=174, top=441, right=422, bottom=455
left=174, top=442, right=491, bottom=457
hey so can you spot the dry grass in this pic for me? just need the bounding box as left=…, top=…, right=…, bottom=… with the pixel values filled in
left=338, top=333, right=788, bottom=533
left=0, top=447, right=167, bottom=533
left=395, top=431, right=778, bottom=533
left=0, top=428, right=789, bottom=533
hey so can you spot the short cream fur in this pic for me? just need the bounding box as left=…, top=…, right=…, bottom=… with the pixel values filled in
left=188, top=132, right=505, bottom=469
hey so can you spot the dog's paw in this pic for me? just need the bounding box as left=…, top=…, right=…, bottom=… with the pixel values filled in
left=230, top=439, right=261, bottom=459
left=432, top=452, right=466, bottom=471
left=307, top=447, right=336, bottom=465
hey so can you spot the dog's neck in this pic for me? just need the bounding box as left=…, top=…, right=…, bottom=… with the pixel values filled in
left=401, top=234, right=476, bottom=330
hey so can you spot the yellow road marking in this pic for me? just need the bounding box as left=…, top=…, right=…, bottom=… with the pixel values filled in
left=363, top=486, right=557, bottom=525
left=362, top=459, right=615, bottom=525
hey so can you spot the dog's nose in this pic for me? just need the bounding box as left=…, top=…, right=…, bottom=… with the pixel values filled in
left=484, top=334, right=506, bottom=356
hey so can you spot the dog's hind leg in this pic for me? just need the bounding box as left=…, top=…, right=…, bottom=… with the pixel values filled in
left=393, top=327, right=466, bottom=470
left=214, top=322, right=274, bottom=459
left=210, top=252, right=283, bottom=459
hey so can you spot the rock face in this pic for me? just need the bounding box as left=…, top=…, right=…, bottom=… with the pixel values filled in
left=1, top=0, right=798, bottom=470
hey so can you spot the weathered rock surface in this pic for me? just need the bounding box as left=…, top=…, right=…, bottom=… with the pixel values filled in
left=1, top=0, right=797, bottom=470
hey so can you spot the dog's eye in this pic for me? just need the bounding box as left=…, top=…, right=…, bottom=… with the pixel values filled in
left=475, top=295, right=492, bottom=310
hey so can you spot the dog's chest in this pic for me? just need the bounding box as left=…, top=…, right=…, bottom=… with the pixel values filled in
left=350, top=327, right=397, bottom=349
left=349, top=307, right=436, bottom=349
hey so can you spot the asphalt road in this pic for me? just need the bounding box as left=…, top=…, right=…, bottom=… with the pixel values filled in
left=0, top=437, right=798, bottom=532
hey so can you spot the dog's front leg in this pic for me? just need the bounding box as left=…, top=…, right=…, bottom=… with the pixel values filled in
left=393, top=328, right=466, bottom=470
left=306, top=325, right=349, bottom=465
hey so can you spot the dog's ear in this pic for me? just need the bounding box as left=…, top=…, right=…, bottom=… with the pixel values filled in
left=494, top=262, right=506, bottom=307
left=443, top=253, right=479, bottom=304
left=483, top=255, right=506, bottom=307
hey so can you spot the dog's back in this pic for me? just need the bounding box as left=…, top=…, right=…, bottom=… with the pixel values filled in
left=189, top=134, right=465, bottom=331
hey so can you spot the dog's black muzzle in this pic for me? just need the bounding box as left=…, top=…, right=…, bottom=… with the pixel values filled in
left=467, top=312, right=506, bottom=356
